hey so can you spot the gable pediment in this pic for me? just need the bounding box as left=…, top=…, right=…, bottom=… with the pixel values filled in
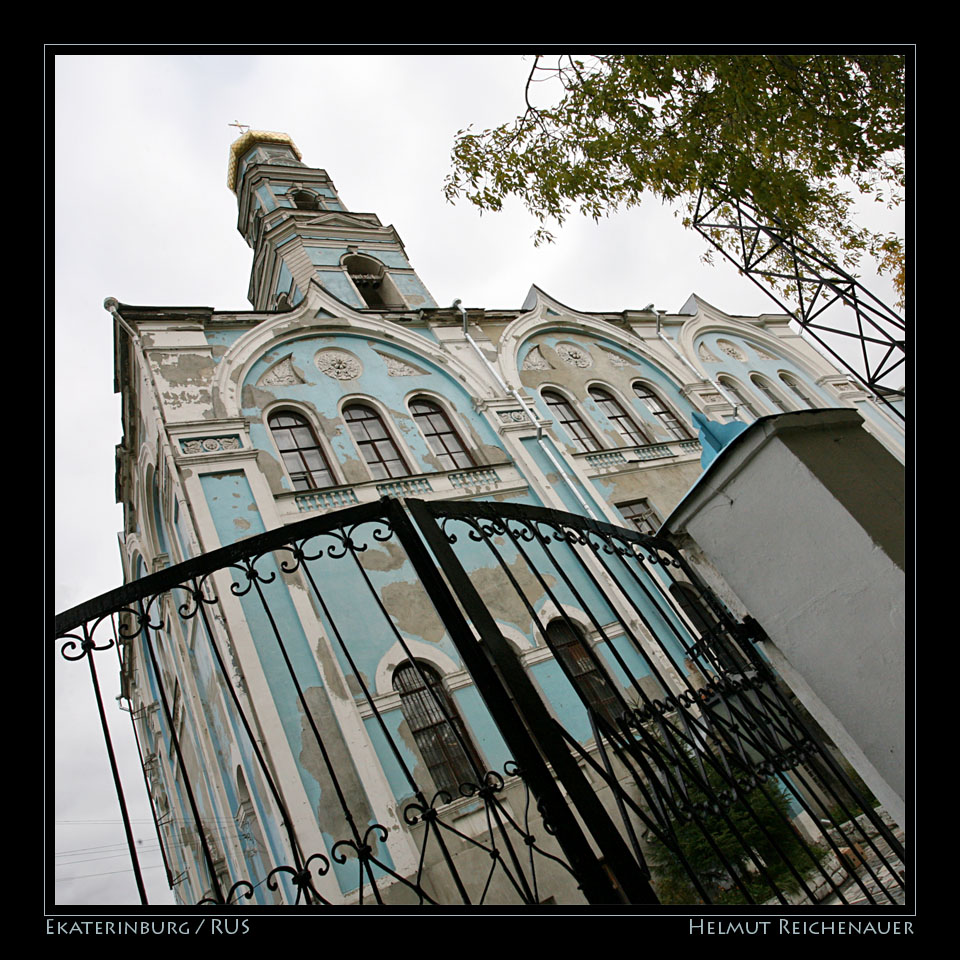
left=302, top=212, right=383, bottom=231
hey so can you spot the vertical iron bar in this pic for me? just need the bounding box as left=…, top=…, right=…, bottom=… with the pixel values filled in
left=81, top=620, right=149, bottom=905
left=112, top=616, right=173, bottom=890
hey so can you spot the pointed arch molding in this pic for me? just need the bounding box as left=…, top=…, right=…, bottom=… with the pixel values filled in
left=501, top=289, right=691, bottom=391
left=678, top=300, right=834, bottom=384
left=211, top=290, right=493, bottom=420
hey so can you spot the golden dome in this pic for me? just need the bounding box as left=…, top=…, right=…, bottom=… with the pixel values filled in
left=227, top=131, right=302, bottom=192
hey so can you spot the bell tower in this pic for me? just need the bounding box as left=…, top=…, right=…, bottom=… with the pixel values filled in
left=227, top=130, right=437, bottom=313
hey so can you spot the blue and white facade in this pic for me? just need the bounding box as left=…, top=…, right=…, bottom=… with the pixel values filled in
left=111, top=132, right=905, bottom=905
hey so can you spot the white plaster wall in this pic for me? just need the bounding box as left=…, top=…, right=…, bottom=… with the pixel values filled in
left=681, top=436, right=905, bottom=811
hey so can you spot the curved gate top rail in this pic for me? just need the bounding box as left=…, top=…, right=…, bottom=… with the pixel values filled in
left=54, top=496, right=906, bottom=908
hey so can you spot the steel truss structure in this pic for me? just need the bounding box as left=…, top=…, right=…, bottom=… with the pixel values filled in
left=693, top=187, right=906, bottom=421
left=54, top=497, right=906, bottom=907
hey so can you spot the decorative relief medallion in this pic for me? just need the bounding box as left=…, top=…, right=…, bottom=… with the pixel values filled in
left=699, top=393, right=724, bottom=404
left=556, top=343, right=593, bottom=368
left=521, top=346, right=551, bottom=371
left=716, top=340, right=747, bottom=362
left=258, top=356, right=304, bottom=387
left=375, top=352, right=425, bottom=377
left=698, top=343, right=720, bottom=362
left=315, top=350, right=362, bottom=380
left=752, top=344, right=777, bottom=361
left=180, top=435, right=242, bottom=454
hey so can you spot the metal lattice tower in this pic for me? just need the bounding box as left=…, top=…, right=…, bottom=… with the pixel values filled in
left=693, top=187, right=905, bottom=421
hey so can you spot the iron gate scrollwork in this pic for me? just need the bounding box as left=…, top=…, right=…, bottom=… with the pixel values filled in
left=54, top=497, right=906, bottom=907
left=405, top=498, right=906, bottom=907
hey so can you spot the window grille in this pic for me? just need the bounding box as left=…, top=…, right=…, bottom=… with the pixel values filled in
left=392, top=661, right=480, bottom=799
left=543, top=621, right=627, bottom=729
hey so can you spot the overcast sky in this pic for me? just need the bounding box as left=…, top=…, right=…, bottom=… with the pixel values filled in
left=51, top=52, right=905, bottom=908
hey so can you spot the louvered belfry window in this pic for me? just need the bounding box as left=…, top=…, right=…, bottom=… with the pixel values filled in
left=392, top=661, right=479, bottom=800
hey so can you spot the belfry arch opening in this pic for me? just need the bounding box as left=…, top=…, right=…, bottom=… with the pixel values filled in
left=342, top=253, right=404, bottom=309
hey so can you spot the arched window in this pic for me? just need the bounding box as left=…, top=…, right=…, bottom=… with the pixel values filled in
left=617, top=498, right=660, bottom=535
left=543, top=620, right=627, bottom=729
left=588, top=386, right=650, bottom=446
left=342, top=253, right=403, bottom=309
left=750, top=374, right=790, bottom=412
left=717, top=377, right=760, bottom=420
left=392, top=661, right=481, bottom=799
left=631, top=383, right=691, bottom=440
left=268, top=411, right=336, bottom=491
left=779, top=372, right=818, bottom=409
left=409, top=398, right=475, bottom=471
left=542, top=390, right=601, bottom=452
left=290, top=189, right=320, bottom=210
left=343, top=403, right=409, bottom=480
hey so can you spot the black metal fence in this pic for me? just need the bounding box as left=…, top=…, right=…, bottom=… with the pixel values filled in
left=54, top=497, right=906, bottom=907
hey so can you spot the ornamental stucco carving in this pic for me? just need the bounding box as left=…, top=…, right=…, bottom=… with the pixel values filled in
left=717, top=340, right=747, bottom=362
left=180, top=435, right=242, bottom=454
left=698, top=343, right=720, bottom=362
left=258, top=356, right=304, bottom=387
left=498, top=410, right=529, bottom=423
left=753, top=344, right=777, bottom=361
left=315, top=350, right=362, bottom=380
left=521, top=346, right=551, bottom=370
left=598, top=347, right=631, bottom=367
left=375, top=352, right=424, bottom=377
left=556, top=343, right=593, bottom=368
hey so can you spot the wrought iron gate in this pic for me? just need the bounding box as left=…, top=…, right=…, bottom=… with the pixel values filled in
left=54, top=496, right=906, bottom=907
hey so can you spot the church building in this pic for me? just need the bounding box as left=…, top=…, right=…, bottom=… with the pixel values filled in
left=90, top=131, right=905, bottom=906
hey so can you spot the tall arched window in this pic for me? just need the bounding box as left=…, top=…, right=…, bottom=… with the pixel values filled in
left=343, top=403, right=409, bottom=480
left=542, top=390, right=601, bottom=452
left=779, top=372, right=818, bottom=409
left=409, top=398, right=475, bottom=470
left=268, top=411, right=336, bottom=491
left=717, top=377, right=760, bottom=420
left=392, top=661, right=481, bottom=799
left=750, top=374, right=790, bottom=412
left=588, top=386, right=650, bottom=446
left=631, top=383, right=691, bottom=440
left=543, top=620, right=627, bottom=729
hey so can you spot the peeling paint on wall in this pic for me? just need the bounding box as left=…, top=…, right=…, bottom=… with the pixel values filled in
left=378, top=580, right=447, bottom=644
